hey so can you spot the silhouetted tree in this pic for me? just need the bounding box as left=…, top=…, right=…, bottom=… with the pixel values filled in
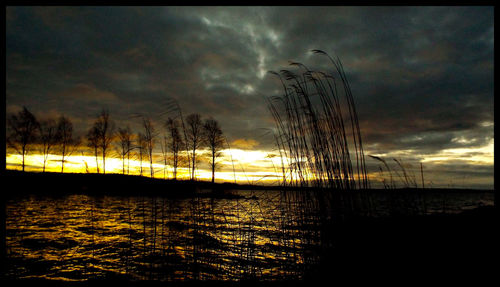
left=163, top=99, right=191, bottom=179
left=6, top=107, right=39, bottom=171
left=56, top=115, right=75, bottom=173
left=160, top=135, right=169, bottom=179
left=86, top=126, right=100, bottom=173
left=92, top=109, right=115, bottom=174
left=137, top=132, right=146, bottom=176
left=39, top=118, right=58, bottom=172
left=186, top=113, right=203, bottom=180
left=165, top=117, right=183, bottom=180
left=142, top=117, right=157, bottom=178
left=203, top=117, right=225, bottom=183
left=117, top=126, right=133, bottom=175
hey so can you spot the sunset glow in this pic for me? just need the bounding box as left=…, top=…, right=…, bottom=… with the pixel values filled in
left=6, top=137, right=494, bottom=188
left=421, top=139, right=494, bottom=165
left=5, top=148, right=285, bottom=184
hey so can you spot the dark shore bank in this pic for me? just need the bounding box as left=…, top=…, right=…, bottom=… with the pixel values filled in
left=1, top=170, right=494, bottom=198
left=1, top=170, right=247, bottom=199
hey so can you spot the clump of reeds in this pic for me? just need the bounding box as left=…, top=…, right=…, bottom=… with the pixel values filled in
left=393, top=158, right=417, bottom=188
left=369, top=155, right=424, bottom=189
left=267, top=50, right=368, bottom=190
left=368, top=155, right=395, bottom=189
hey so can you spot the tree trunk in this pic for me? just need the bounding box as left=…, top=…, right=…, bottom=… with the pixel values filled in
left=122, top=153, right=125, bottom=175
left=102, top=149, right=106, bottom=174
left=43, top=153, right=47, bottom=173
left=61, top=153, right=65, bottom=173
left=21, top=146, right=26, bottom=172
left=212, top=152, right=215, bottom=183
left=139, top=149, right=143, bottom=176
left=150, top=149, right=153, bottom=178
left=95, top=147, right=99, bottom=174
left=191, top=147, right=196, bottom=180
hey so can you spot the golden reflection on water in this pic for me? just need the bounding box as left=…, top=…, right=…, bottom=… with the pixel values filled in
left=5, top=190, right=321, bottom=281
left=5, top=189, right=494, bottom=282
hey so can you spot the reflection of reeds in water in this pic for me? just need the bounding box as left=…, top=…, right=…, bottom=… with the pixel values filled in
left=268, top=50, right=368, bottom=190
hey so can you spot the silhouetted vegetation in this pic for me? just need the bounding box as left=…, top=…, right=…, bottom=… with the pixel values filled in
left=38, top=118, right=58, bottom=172
left=141, top=116, right=157, bottom=178
left=369, top=155, right=428, bottom=190
left=86, top=125, right=101, bottom=174
left=368, top=155, right=395, bottom=189
left=92, top=109, right=115, bottom=174
left=117, top=126, right=133, bottom=175
left=165, top=117, right=184, bottom=180
left=267, top=50, right=368, bottom=190
left=6, top=106, right=40, bottom=172
left=56, top=115, right=78, bottom=173
left=203, top=117, right=225, bottom=183
left=160, top=135, right=169, bottom=179
left=186, top=113, right=203, bottom=181
left=137, top=132, right=147, bottom=176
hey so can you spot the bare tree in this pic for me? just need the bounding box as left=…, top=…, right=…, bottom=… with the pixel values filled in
left=142, top=117, right=157, bottom=178
left=137, top=132, right=146, bottom=176
left=117, top=126, right=133, bottom=175
left=6, top=107, right=39, bottom=172
left=86, top=126, right=100, bottom=173
left=160, top=135, right=169, bottom=179
left=165, top=117, right=183, bottom=180
left=92, top=109, right=115, bottom=174
left=39, top=118, right=58, bottom=172
left=186, top=113, right=203, bottom=180
left=56, top=115, right=76, bottom=173
left=203, top=117, right=225, bottom=183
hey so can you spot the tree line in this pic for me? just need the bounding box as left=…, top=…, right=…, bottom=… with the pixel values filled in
left=6, top=106, right=226, bottom=183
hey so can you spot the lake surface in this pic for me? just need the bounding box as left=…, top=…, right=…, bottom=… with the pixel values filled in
left=4, top=189, right=494, bottom=282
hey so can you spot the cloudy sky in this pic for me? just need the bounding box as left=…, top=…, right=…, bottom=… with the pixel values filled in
left=6, top=6, right=494, bottom=188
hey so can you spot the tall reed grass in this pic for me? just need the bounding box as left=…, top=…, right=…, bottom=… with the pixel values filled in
left=267, top=50, right=368, bottom=190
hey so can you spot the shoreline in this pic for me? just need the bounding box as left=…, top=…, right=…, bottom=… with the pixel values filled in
left=1, top=170, right=494, bottom=197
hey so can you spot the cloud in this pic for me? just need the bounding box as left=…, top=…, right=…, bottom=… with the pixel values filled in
left=5, top=6, right=494, bottom=188
left=231, top=139, right=259, bottom=150
left=53, top=83, right=118, bottom=102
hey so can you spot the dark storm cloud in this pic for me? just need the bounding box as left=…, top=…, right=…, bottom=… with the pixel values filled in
left=270, top=7, right=493, bottom=153
left=6, top=6, right=493, bottom=182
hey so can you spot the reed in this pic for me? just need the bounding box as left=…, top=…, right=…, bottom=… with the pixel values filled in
left=267, top=50, right=368, bottom=190
left=368, top=155, right=395, bottom=189
left=393, top=158, right=418, bottom=188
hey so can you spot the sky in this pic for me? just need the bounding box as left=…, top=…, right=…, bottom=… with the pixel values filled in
left=5, top=6, right=494, bottom=189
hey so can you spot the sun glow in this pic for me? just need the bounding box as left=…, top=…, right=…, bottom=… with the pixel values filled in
left=6, top=138, right=494, bottom=188
left=6, top=148, right=285, bottom=185
left=421, top=139, right=494, bottom=164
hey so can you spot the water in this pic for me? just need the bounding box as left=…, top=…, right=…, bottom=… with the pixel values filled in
left=3, top=189, right=494, bottom=282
